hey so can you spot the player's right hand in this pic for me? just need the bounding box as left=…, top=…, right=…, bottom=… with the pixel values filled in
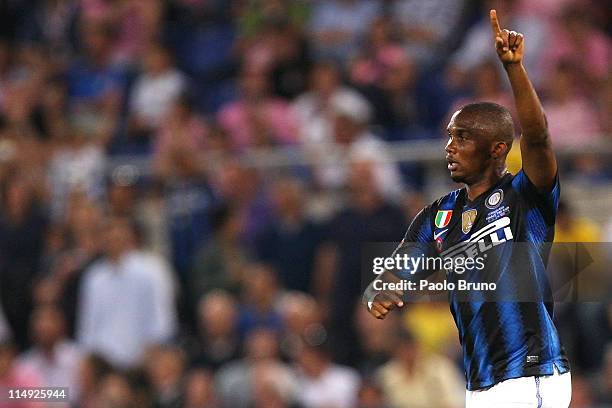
left=367, top=292, right=404, bottom=320
left=490, top=9, right=524, bottom=65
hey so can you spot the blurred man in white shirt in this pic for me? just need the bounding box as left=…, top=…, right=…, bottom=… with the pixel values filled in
left=77, top=217, right=177, bottom=369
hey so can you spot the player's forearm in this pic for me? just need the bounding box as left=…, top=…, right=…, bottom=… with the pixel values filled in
left=505, top=62, right=549, bottom=143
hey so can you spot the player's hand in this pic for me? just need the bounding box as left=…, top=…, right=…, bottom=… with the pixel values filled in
left=490, top=9, right=524, bottom=65
left=367, top=292, right=404, bottom=320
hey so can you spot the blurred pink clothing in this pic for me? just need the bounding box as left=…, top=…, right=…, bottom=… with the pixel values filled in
left=217, top=99, right=297, bottom=150
left=544, top=27, right=610, bottom=80
left=0, top=362, right=45, bottom=408
left=79, top=0, right=109, bottom=19
left=544, top=98, right=602, bottom=148
left=80, top=0, right=157, bottom=64
left=350, top=45, right=409, bottom=85
left=516, top=0, right=577, bottom=17
left=154, top=116, right=209, bottom=157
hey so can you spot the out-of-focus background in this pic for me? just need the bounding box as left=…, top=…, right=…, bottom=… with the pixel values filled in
left=0, top=0, right=610, bottom=407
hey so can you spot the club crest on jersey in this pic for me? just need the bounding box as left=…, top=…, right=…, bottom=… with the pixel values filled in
left=462, top=209, right=477, bottom=234
left=485, top=189, right=504, bottom=209
left=435, top=210, right=453, bottom=228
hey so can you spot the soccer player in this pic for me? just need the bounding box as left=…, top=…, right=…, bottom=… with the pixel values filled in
left=364, top=10, right=572, bottom=407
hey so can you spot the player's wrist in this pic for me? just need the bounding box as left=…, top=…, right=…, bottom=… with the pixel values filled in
left=503, top=61, right=523, bottom=70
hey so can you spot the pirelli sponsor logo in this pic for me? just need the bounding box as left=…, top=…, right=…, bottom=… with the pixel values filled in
left=441, top=216, right=514, bottom=259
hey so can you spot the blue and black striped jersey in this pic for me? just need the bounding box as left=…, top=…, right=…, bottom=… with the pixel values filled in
left=399, top=170, right=570, bottom=390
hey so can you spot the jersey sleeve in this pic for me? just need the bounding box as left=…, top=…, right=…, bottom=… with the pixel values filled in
left=398, top=206, right=434, bottom=246
left=391, top=205, right=438, bottom=279
left=512, top=169, right=560, bottom=224
left=362, top=206, right=436, bottom=306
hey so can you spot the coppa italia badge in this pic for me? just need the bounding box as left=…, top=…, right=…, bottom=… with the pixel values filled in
left=462, top=209, right=477, bottom=234
left=435, top=210, right=452, bottom=228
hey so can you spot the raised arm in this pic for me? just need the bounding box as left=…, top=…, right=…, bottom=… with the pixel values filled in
left=490, top=9, right=557, bottom=191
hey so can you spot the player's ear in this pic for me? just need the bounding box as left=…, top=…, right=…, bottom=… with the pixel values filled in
left=491, top=141, right=509, bottom=159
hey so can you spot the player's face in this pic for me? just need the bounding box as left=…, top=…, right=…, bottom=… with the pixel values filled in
left=445, top=111, right=492, bottom=184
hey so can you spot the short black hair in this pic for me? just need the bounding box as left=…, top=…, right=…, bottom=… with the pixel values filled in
left=458, top=102, right=515, bottom=145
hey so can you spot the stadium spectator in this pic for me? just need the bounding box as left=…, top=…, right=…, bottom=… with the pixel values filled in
left=255, top=176, right=325, bottom=293
left=212, top=159, right=272, bottom=248
left=292, top=61, right=368, bottom=145
left=0, top=174, right=48, bottom=349
left=307, top=0, right=381, bottom=62
left=75, top=354, right=113, bottom=408
left=543, top=3, right=611, bottom=85
left=94, top=371, right=136, bottom=408
left=235, top=11, right=311, bottom=100
left=515, top=0, right=577, bottom=19
left=376, top=328, right=464, bottom=408
left=237, top=263, right=284, bottom=338
left=76, top=217, right=177, bottom=369
left=154, top=99, right=216, bottom=279
left=183, top=368, right=219, bottom=408
left=317, top=159, right=405, bottom=364
left=191, top=290, right=241, bottom=370
left=349, top=20, right=420, bottom=139
left=0, top=340, right=45, bottom=408
left=277, top=292, right=325, bottom=360
left=190, top=205, right=250, bottom=303
left=215, top=328, right=296, bottom=408
left=34, top=78, right=70, bottom=142
left=80, top=0, right=163, bottom=66
left=313, top=90, right=404, bottom=200
left=353, top=300, right=397, bottom=374
left=402, top=302, right=460, bottom=358
left=145, top=345, right=187, bottom=408
left=294, top=343, right=360, bottom=408
left=153, top=92, right=209, bottom=177
left=554, top=200, right=602, bottom=243
left=543, top=61, right=603, bottom=149
left=217, top=66, right=296, bottom=150
left=267, top=21, right=312, bottom=100
left=235, top=0, right=310, bottom=39
left=65, top=18, right=124, bottom=145
left=357, top=379, right=390, bottom=408
left=19, top=304, right=81, bottom=402
left=128, top=42, right=187, bottom=145
left=250, top=358, right=300, bottom=408
left=391, top=0, right=469, bottom=66
left=47, top=121, right=106, bottom=220
left=34, top=196, right=103, bottom=336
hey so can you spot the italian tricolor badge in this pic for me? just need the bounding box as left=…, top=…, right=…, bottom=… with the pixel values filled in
left=435, top=210, right=453, bottom=228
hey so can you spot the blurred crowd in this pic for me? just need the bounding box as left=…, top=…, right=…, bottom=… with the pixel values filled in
left=0, top=0, right=610, bottom=407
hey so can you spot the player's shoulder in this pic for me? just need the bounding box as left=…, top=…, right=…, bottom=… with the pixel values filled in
left=409, top=187, right=464, bottom=225
left=430, top=187, right=465, bottom=212
left=509, top=168, right=561, bottom=197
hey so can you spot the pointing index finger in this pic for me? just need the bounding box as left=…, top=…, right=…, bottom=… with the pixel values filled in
left=490, top=9, right=502, bottom=35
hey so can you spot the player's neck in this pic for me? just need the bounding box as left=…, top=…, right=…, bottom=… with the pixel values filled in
left=465, top=166, right=508, bottom=201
